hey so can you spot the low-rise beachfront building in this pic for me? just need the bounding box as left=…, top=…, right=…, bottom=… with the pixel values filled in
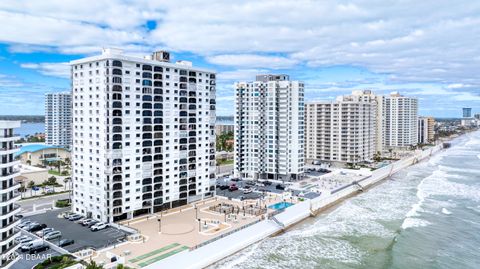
left=305, top=90, right=377, bottom=164
left=14, top=144, right=70, bottom=166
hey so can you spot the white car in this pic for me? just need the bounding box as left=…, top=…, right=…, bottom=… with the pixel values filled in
left=44, top=231, right=62, bottom=240
left=243, top=188, right=253, bottom=194
left=36, top=228, right=55, bottom=237
left=18, top=221, right=32, bottom=229
left=15, top=235, right=30, bottom=243
left=90, top=222, right=108, bottom=232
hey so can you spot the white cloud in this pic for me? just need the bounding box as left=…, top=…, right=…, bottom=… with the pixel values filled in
left=217, top=69, right=270, bottom=81
left=20, top=62, right=70, bottom=78
left=207, top=54, right=298, bottom=69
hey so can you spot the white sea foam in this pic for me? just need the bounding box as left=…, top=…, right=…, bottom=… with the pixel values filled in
left=441, top=208, right=452, bottom=215
left=401, top=217, right=431, bottom=229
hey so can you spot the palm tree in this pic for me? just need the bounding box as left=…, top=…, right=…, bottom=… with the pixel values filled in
left=28, top=181, right=35, bottom=196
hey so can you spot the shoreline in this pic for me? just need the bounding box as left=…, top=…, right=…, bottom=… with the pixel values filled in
left=138, top=134, right=468, bottom=269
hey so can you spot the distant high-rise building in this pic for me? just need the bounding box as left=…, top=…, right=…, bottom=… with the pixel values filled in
left=462, top=107, right=472, bottom=118
left=234, top=74, right=304, bottom=181
left=305, top=90, right=377, bottom=163
left=215, top=124, right=234, bottom=136
left=377, top=92, right=418, bottom=150
left=70, top=49, right=216, bottom=223
left=418, top=116, right=435, bottom=144
left=45, top=92, right=72, bottom=148
left=474, top=114, right=480, bottom=120
left=0, top=121, right=22, bottom=268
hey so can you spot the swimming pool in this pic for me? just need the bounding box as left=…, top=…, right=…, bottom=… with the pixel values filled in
left=268, top=202, right=294, bottom=210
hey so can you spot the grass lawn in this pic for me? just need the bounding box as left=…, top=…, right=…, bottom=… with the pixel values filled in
left=216, top=159, right=234, bottom=166
left=48, top=169, right=69, bottom=176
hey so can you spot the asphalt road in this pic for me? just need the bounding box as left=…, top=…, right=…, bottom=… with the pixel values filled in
left=18, top=193, right=70, bottom=213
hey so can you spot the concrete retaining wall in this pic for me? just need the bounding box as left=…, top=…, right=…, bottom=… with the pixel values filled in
left=146, top=145, right=444, bottom=269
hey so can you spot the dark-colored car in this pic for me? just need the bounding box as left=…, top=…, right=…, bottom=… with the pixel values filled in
left=218, top=185, right=229, bottom=190
left=29, top=244, right=49, bottom=254
left=27, top=224, right=47, bottom=232
left=275, top=184, right=285, bottom=190
left=264, top=181, right=272, bottom=186
left=229, top=184, right=239, bottom=191
left=58, top=239, right=74, bottom=247
left=230, top=178, right=241, bottom=182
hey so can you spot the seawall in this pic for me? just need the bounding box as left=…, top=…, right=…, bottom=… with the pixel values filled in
left=145, top=144, right=444, bottom=269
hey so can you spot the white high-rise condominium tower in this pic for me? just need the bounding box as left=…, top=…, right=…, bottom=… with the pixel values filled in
left=234, top=75, right=304, bottom=181
left=70, top=49, right=216, bottom=222
left=305, top=90, right=377, bottom=164
left=45, top=92, right=72, bottom=147
left=0, top=121, right=21, bottom=268
left=377, top=92, right=418, bottom=150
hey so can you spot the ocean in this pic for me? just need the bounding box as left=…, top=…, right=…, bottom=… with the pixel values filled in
left=16, top=122, right=45, bottom=137
left=210, top=131, right=480, bottom=269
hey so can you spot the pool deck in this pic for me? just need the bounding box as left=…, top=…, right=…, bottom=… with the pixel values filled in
left=92, top=194, right=292, bottom=268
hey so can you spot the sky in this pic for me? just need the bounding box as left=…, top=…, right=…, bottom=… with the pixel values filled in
left=0, top=0, right=479, bottom=117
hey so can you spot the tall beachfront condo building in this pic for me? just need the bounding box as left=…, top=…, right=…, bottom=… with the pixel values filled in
left=70, top=49, right=216, bottom=223
left=0, top=121, right=21, bottom=268
left=462, top=107, right=472, bottom=118
left=377, top=92, right=418, bottom=150
left=418, top=116, right=435, bottom=144
left=45, top=92, right=72, bottom=148
left=305, top=90, right=377, bottom=164
left=234, top=74, right=304, bottom=181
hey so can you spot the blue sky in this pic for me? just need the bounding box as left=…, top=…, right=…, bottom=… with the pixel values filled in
left=1, top=0, right=480, bottom=117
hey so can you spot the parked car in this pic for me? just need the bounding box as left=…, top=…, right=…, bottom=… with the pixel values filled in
left=243, top=188, right=252, bottom=194
left=264, top=181, right=272, bottom=186
left=24, top=222, right=40, bottom=231
left=29, top=244, right=50, bottom=254
left=63, top=212, right=75, bottom=219
left=218, top=185, right=229, bottom=190
left=44, top=231, right=62, bottom=240
left=68, top=214, right=83, bottom=221
left=27, top=224, right=47, bottom=232
left=245, top=181, right=255, bottom=186
left=86, top=220, right=99, bottom=228
left=36, top=228, right=55, bottom=237
left=18, top=220, right=32, bottom=229
left=18, top=237, right=33, bottom=245
left=20, top=240, right=43, bottom=252
left=15, top=235, right=29, bottom=243
left=81, top=219, right=93, bottom=226
left=228, top=184, right=239, bottom=192
left=91, top=223, right=108, bottom=232
left=58, top=239, right=74, bottom=247
left=256, top=182, right=265, bottom=187
left=275, top=184, right=285, bottom=190
left=230, top=178, right=241, bottom=182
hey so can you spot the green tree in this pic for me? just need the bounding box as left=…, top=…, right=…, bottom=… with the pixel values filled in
left=86, top=261, right=104, bottom=269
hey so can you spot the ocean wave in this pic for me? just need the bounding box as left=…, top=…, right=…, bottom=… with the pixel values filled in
left=441, top=208, right=452, bottom=215
left=401, top=217, right=431, bottom=229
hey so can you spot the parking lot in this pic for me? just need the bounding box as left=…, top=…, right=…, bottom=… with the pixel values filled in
left=22, top=208, right=129, bottom=252
left=11, top=246, right=60, bottom=269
